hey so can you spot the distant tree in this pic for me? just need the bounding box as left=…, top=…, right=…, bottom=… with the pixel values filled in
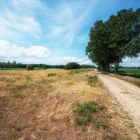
left=65, top=62, right=80, bottom=70
left=26, top=64, right=34, bottom=70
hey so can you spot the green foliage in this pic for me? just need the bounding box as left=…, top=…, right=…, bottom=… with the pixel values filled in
left=0, top=61, right=66, bottom=70
left=87, top=76, right=98, bottom=86
left=74, top=101, right=108, bottom=128
left=81, top=65, right=95, bottom=69
left=65, top=62, right=80, bottom=70
left=48, top=73, right=57, bottom=77
left=86, top=8, right=140, bottom=72
left=34, top=67, right=47, bottom=70
left=86, top=20, right=115, bottom=71
left=69, top=69, right=93, bottom=74
left=113, top=68, right=140, bottom=79
left=108, top=8, right=140, bottom=72
left=0, top=68, right=26, bottom=70
left=0, top=61, right=26, bottom=69
left=26, top=65, right=34, bottom=70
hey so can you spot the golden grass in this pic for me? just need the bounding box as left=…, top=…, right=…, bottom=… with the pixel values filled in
left=0, top=69, right=139, bottom=140
left=109, top=73, right=140, bottom=88
left=118, top=75, right=140, bottom=87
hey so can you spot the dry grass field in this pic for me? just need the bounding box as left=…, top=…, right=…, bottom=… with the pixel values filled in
left=0, top=69, right=139, bottom=140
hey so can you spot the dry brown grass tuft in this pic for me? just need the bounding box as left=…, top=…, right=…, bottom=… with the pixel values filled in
left=0, top=69, right=139, bottom=140
left=109, top=73, right=140, bottom=88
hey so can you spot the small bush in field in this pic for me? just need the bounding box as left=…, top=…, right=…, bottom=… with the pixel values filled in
left=48, top=73, right=57, bottom=77
left=65, top=62, right=80, bottom=70
left=87, top=76, right=98, bottom=86
left=26, top=65, right=34, bottom=70
left=74, top=101, right=109, bottom=129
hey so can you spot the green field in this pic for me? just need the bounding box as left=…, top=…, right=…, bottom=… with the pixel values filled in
left=117, top=68, right=140, bottom=79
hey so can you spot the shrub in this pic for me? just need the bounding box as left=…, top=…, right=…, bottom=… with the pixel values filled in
left=48, top=73, right=57, bottom=77
left=87, top=76, right=98, bottom=86
left=65, top=62, right=80, bottom=70
left=74, top=101, right=109, bottom=129
left=26, top=64, right=34, bottom=70
left=81, top=64, right=95, bottom=69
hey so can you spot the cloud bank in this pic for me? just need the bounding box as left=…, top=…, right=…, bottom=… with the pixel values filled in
left=0, top=40, right=50, bottom=63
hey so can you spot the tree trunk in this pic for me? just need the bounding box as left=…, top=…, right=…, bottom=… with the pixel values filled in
left=107, top=64, right=110, bottom=71
left=115, top=62, right=119, bottom=73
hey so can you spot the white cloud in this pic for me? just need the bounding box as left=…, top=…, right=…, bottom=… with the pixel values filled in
left=0, top=0, right=96, bottom=49
left=45, top=0, right=96, bottom=45
left=0, top=11, right=41, bottom=39
left=66, top=57, right=92, bottom=65
left=121, top=55, right=140, bottom=67
left=0, top=0, right=44, bottom=40
left=46, top=56, right=93, bottom=65
left=0, top=40, right=50, bottom=63
left=10, top=0, right=46, bottom=14
left=11, top=0, right=41, bottom=7
left=0, top=40, right=92, bottom=65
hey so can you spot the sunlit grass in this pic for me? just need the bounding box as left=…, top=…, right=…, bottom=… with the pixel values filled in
left=0, top=69, right=138, bottom=139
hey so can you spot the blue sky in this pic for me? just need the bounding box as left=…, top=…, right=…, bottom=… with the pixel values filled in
left=0, top=0, right=140, bottom=66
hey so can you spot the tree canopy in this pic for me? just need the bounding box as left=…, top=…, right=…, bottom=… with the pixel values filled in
left=65, top=62, right=81, bottom=70
left=86, top=8, right=140, bottom=72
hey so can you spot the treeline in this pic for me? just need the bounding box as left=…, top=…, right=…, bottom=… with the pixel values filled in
left=0, top=61, right=26, bottom=68
left=86, top=8, right=140, bottom=72
left=0, top=61, right=94, bottom=70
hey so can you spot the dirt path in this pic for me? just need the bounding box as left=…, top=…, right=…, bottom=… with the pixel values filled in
left=98, top=73, right=140, bottom=133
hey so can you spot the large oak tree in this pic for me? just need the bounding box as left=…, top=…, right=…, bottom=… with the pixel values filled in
left=86, top=8, right=140, bottom=72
